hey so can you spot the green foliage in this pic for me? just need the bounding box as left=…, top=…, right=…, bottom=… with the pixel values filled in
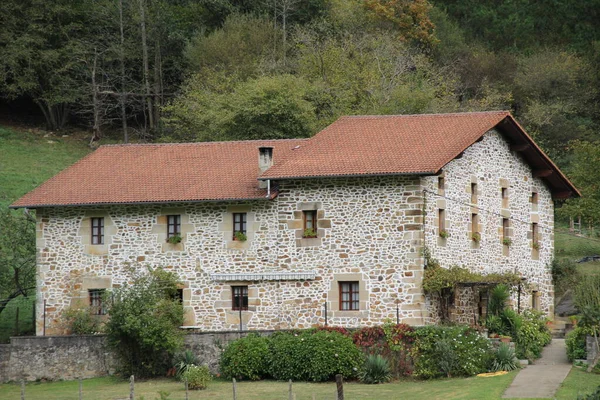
left=183, top=365, right=212, bottom=390
left=579, top=386, right=600, bottom=400
left=167, top=234, right=182, bottom=245
left=551, top=258, right=579, bottom=295
left=485, top=315, right=504, bottom=335
left=411, top=326, right=493, bottom=379
left=220, top=333, right=270, bottom=381
left=104, top=268, right=184, bottom=378
left=173, top=350, right=200, bottom=380
left=489, top=285, right=510, bottom=317
left=303, top=228, right=317, bottom=238
left=491, top=343, right=519, bottom=372
left=574, top=275, right=600, bottom=312
left=61, top=307, right=101, bottom=335
left=439, top=230, right=450, bottom=239
left=514, top=310, right=551, bottom=360
left=234, top=231, right=247, bottom=242
left=502, top=237, right=512, bottom=247
left=360, top=354, right=392, bottom=384
left=566, top=326, right=592, bottom=361
left=423, top=260, right=522, bottom=295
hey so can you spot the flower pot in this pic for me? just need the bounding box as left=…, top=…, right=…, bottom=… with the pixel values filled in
left=500, top=337, right=511, bottom=343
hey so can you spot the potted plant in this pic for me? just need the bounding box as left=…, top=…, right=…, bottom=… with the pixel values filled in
left=234, top=231, right=247, bottom=242
left=500, top=335, right=512, bottom=343
left=532, top=241, right=540, bottom=250
left=303, top=228, right=317, bottom=238
left=502, top=237, right=512, bottom=247
left=167, top=234, right=182, bottom=245
left=472, top=232, right=481, bottom=243
left=439, top=230, right=450, bottom=239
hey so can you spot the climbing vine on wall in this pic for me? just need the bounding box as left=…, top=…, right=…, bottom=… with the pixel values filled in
left=422, top=248, right=523, bottom=294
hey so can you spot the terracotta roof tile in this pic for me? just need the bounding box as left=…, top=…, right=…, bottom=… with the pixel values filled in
left=260, top=111, right=511, bottom=179
left=11, top=139, right=307, bottom=208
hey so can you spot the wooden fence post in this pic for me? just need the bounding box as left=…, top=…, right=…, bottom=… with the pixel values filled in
left=129, top=375, right=134, bottom=400
left=79, top=378, right=83, bottom=400
left=185, top=378, right=189, bottom=400
left=335, top=374, right=344, bottom=400
left=20, top=379, right=25, bottom=400
left=288, top=379, right=293, bottom=400
left=232, top=378, right=237, bottom=400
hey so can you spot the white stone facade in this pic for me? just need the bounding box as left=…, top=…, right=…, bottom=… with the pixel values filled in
left=35, top=129, right=554, bottom=334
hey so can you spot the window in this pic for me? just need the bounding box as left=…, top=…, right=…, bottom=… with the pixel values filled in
left=91, top=217, right=104, bottom=245
left=167, top=215, right=181, bottom=239
left=438, top=209, right=446, bottom=236
left=471, top=213, right=479, bottom=240
left=532, top=192, right=539, bottom=212
left=532, top=223, right=539, bottom=246
left=471, top=183, right=478, bottom=204
left=501, top=187, right=508, bottom=208
left=232, top=286, right=248, bottom=310
left=339, top=282, right=359, bottom=311
left=438, top=176, right=445, bottom=193
left=503, top=218, right=510, bottom=242
left=532, top=291, right=539, bottom=310
left=233, top=213, right=247, bottom=240
left=303, top=210, right=317, bottom=237
left=89, top=289, right=106, bottom=315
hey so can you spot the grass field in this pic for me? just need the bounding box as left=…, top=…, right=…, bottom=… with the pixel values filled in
left=0, top=125, right=90, bottom=207
left=0, top=368, right=598, bottom=400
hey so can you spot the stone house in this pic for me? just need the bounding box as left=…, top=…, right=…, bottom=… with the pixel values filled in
left=11, top=111, right=578, bottom=335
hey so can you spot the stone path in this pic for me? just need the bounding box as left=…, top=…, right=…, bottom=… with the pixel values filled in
left=503, top=339, right=572, bottom=398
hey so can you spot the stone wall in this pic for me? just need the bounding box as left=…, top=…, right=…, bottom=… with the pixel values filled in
left=0, top=335, right=116, bottom=382
left=423, top=129, right=555, bottom=322
left=36, top=175, right=425, bottom=334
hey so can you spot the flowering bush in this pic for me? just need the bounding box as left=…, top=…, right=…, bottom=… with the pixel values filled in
left=411, top=326, right=493, bottom=378
left=220, top=333, right=270, bottom=380
left=514, top=310, right=551, bottom=360
left=183, top=365, right=212, bottom=390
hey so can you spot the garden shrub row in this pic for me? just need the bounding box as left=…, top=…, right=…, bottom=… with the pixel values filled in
left=219, top=324, right=509, bottom=381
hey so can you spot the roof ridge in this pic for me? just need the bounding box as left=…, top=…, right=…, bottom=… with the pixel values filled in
left=98, top=138, right=309, bottom=149
left=339, top=110, right=510, bottom=119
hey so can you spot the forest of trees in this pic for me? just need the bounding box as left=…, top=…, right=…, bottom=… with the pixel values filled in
left=1, top=0, right=600, bottom=221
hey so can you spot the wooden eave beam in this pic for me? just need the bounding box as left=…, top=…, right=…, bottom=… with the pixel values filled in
left=510, top=143, right=530, bottom=152
left=533, top=169, right=553, bottom=178
left=553, top=191, right=573, bottom=199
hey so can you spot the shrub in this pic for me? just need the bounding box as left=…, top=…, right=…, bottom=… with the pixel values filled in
left=514, top=310, right=551, bottom=360
left=491, top=343, right=519, bottom=372
left=579, top=386, right=600, bottom=400
left=220, top=333, right=270, bottom=380
left=105, top=268, right=184, bottom=378
left=183, top=365, right=212, bottom=390
left=551, top=258, right=578, bottom=295
left=61, top=307, right=101, bottom=335
left=267, top=332, right=307, bottom=381
left=411, top=326, right=493, bottom=379
left=485, top=315, right=505, bottom=335
left=566, top=326, right=591, bottom=361
left=500, top=308, right=523, bottom=337
left=174, top=350, right=200, bottom=380
left=360, top=355, right=392, bottom=384
left=489, top=284, right=510, bottom=316
left=301, top=330, right=363, bottom=382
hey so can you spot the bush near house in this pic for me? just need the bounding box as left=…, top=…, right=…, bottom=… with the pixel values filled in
left=566, top=326, right=591, bottom=361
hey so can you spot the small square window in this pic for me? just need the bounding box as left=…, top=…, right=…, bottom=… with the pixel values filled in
left=339, top=281, right=359, bottom=311
left=232, top=286, right=248, bottom=310
left=91, top=217, right=104, bottom=245
left=167, top=215, right=181, bottom=239
left=89, top=289, right=106, bottom=315
left=303, top=210, right=317, bottom=238
left=233, top=213, right=247, bottom=240
left=438, top=209, right=446, bottom=237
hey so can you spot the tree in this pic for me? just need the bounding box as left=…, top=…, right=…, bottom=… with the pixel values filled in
left=0, top=209, right=36, bottom=316
left=105, top=268, right=184, bottom=378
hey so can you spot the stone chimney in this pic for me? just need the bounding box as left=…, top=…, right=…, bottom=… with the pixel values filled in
left=258, top=147, right=273, bottom=189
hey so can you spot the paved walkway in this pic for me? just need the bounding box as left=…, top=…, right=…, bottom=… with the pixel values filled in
left=503, top=339, right=572, bottom=398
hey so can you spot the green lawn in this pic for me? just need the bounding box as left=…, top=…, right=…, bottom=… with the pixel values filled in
left=0, top=373, right=519, bottom=400
left=0, top=125, right=90, bottom=207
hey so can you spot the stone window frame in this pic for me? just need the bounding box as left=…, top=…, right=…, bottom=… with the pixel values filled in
left=531, top=191, right=539, bottom=212
left=499, top=178, right=510, bottom=209
left=292, top=202, right=330, bottom=248
left=531, top=290, right=540, bottom=311
left=80, top=211, right=116, bottom=255
left=91, top=217, right=104, bottom=245
left=470, top=213, right=480, bottom=248
left=327, top=274, right=368, bottom=318
left=438, top=176, right=445, bottom=195
left=501, top=217, right=512, bottom=256
left=152, top=208, right=193, bottom=252
left=232, top=212, right=247, bottom=240
left=166, top=215, right=181, bottom=239
left=471, top=182, right=478, bottom=204
left=438, top=209, right=447, bottom=237
left=219, top=205, right=256, bottom=250
left=302, top=210, right=318, bottom=238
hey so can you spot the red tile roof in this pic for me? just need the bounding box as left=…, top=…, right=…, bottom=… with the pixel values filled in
left=11, top=139, right=307, bottom=208
left=11, top=111, right=578, bottom=208
left=260, top=111, right=579, bottom=198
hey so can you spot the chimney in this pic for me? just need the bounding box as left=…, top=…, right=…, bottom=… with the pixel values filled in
left=258, top=147, right=273, bottom=189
